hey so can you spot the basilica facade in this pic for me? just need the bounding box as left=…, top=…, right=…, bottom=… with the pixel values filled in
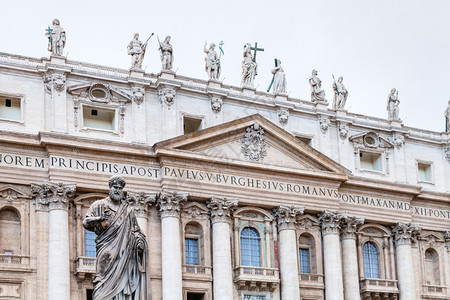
left=0, top=42, right=449, bottom=300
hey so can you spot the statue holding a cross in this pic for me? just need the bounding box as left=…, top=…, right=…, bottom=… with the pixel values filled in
left=45, top=19, right=66, bottom=56
left=241, top=42, right=264, bottom=87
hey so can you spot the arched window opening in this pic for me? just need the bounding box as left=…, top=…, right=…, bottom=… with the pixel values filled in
left=240, top=227, right=261, bottom=267
left=363, top=242, right=380, bottom=279
left=0, top=207, right=21, bottom=257
left=84, top=229, right=96, bottom=257
left=184, top=222, right=204, bottom=266
left=299, top=234, right=317, bottom=274
left=425, top=248, right=440, bottom=285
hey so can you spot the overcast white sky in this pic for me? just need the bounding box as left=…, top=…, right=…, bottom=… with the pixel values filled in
left=1, top=0, right=449, bottom=132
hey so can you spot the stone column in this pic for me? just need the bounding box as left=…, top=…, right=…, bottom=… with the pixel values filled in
left=444, top=231, right=450, bottom=297
left=127, top=191, right=156, bottom=237
left=340, top=216, right=364, bottom=300
left=32, top=182, right=76, bottom=300
left=319, top=210, right=345, bottom=300
left=207, top=197, right=238, bottom=300
left=274, top=205, right=304, bottom=300
left=157, top=191, right=188, bottom=300
left=392, top=223, right=421, bottom=300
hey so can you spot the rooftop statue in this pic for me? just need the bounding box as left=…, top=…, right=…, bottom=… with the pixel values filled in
left=445, top=100, right=450, bottom=132
left=241, top=43, right=260, bottom=87
left=309, top=69, right=326, bottom=102
left=332, top=75, right=348, bottom=109
left=83, top=175, right=148, bottom=300
left=387, top=88, right=400, bottom=121
left=268, top=59, right=286, bottom=94
left=159, top=36, right=173, bottom=71
left=127, top=33, right=152, bottom=70
left=45, top=19, right=66, bottom=56
left=204, top=42, right=221, bottom=80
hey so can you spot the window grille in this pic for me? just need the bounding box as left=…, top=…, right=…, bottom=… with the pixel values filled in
left=363, top=242, right=380, bottom=278
left=240, top=227, right=261, bottom=267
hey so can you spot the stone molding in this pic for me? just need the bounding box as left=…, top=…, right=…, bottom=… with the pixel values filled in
left=340, top=215, right=364, bottom=240
left=31, top=182, right=76, bottom=211
left=126, top=191, right=157, bottom=218
left=273, top=205, right=304, bottom=231
left=392, top=223, right=422, bottom=246
left=156, top=191, right=188, bottom=219
left=207, top=197, right=238, bottom=224
left=319, top=210, right=346, bottom=236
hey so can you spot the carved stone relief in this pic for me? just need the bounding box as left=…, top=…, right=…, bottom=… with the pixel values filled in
left=392, top=222, right=422, bottom=246
left=126, top=191, right=156, bottom=218
left=319, top=117, right=330, bottom=133
left=273, top=205, right=304, bottom=231
left=338, top=123, right=349, bottom=138
left=156, top=191, right=188, bottom=218
left=158, top=87, right=176, bottom=106
left=210, top=96, right=223, bottom=113
left=240, top=123, right=268, bottom=162
left=53, top=74, right=66, bottom=92
left=278, top=109, right=289, bottom=125
left=31, top=182, right=76, bottom=210
left=207, top=197, right=238, bottom=224
left=132, top=87, right=145, bottom=105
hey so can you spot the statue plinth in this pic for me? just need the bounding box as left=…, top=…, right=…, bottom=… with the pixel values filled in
left=208, top=79, right=221, bottom=89
left=335, top=109, right=348, bottom=117
left=389, top=119, right=403, bottom=128
left=159, top=70, right=175, bottom=80
left=314, top=101, right=329, bottom=111
left=274, top=93, right=288, bottom=102
left=50, top=55, right=66, bottom=65
left=129, top=69, right=145, bottom=79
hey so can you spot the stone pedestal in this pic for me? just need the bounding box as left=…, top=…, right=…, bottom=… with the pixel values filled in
left=31, top=182, right=76, bottom=300
left=319, top=210, right=344, bottom=300
left=392, top=223, right=421, bottom=300
left=274, top=205, right=304, bottom=299
left=159, top=70, right=176, bottom=80
left=208, top=79, right=221, bottom=89
left=340, top=216, right=364, bottom=300
left=207, top=197, right=238, bottom=300
left=157, top=192, right=188, bottom=300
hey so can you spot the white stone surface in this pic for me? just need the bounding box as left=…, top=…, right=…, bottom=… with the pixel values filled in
left=212, top=221, right=233, bottom=300
left=278, top=229, right=300, bottom=300
left=395, top=244, right=416, bottom=300
left=323, top=233, right=344, bottom=300
left=341, top=238, right=359, bottom=300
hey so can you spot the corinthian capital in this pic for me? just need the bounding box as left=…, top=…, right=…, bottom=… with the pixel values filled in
left=392, top=223, right=422, bottom=246
left=126, top=191, right=157, bottom=218
left=273, top=205, right=304, bottom=231
left=156, top=191, right=188, bottom=218
left=31, top=182, right=76, bottom=211
left=319, top=210, right=346, bottom=236
left=207, top=197, right=238, bottom=224
left=340, top=215, right=365, bottom=240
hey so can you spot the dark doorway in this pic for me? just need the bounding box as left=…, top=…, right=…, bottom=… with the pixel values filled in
left=86, top=289, right=93, bottom=300
left=187, top=292, right=205, bottom=300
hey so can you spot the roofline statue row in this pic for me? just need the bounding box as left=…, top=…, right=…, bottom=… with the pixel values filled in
left=45, top=19, right=450, bottom=129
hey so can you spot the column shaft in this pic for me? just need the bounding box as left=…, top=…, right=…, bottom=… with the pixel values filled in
left=341, top=238, right=359, bottom=300
left=212, top=222, right=234, bottom=300
left=48, top=209, right=70, bottom=300
left=161, top=216, right=183, bottom=300
left=323, top=233, right=344, bottom=300
left=396, top=244, right=415, bottom=300
left=278, top=229, right=300, bottom=299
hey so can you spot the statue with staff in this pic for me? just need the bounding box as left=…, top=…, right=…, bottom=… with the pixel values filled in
left=387, top=88, right=400, bottom=121
left=204, top=41, right=224, bottom=80
left=157, top=35, right=173, bottom=70
left=267, top=58, right=286, bottom=94
left=83, top=175, right=149, bottom=300
left=241, top=42, right=264, bottom=87
left=45, top=19, right=66, bottom=56
left=332, top=75, right=348, bottom=109
left=127, top=33, right=154, bottom=70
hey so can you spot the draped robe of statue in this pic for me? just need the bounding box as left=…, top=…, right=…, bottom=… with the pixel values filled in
left=272, top=65, right=286, bottom=93
left=309, top=74, right=326, bottom=102
left=85, top=198, right=148, bottom=300
left=241, top=49, right=257, bottom=86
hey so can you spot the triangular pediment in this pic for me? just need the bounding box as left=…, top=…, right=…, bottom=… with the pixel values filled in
left=0, top=184, right=30, bottom=202
left=349, top=131, right=394, bottom=149
left=67, top=81, right=132, bottom=103
left=155, top=114, right=350, bottom=178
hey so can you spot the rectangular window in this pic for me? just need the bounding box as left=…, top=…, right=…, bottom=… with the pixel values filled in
left=418, top=162, right=432, bottom=182
left=183, top=117, right=202, bottom=134
left=186, top=292, right=205, bottom=300
left=82, top=106, right=116, bottom=131
left=185, top=238, right=199, bottom=265
left=244, top=296, right=266, bottom=300
left=299, top=248, right=310, bottom=273
left=84, top=229, right=96, bottom=257
left=0, top=96, right=21, bottom=121
left=359, top=151, right=382, bottom=171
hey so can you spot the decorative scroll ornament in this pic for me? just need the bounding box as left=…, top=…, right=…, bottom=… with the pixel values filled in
left=156, top=191, right=188, bottom=218
left=207, top=197, right=238, bottom=224
left=318, top=210, right=347, bottom=236
left=210, top=96, right=223, bottom=113
left=340, top=215, right=364, bottom=239
left=240, top=123, right=268, bottom=162
left=273, top=205, right=304, bottom=231
left=126, top=191, right=156, bottom=218
left=31, top=182, right=76, bottom=210
left=392, top=222, right=422, bottom=246
left=158, top=87, right=176, bottom=106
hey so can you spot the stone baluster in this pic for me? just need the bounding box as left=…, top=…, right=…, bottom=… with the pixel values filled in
left=127, top=191, right=156, bottom=237
left=157, top=191, right=188, bottom=300
left=319, top=210, right=345, bottom=300
left=31, top=182, right=76, bottom=300
left=340, top=215, right=364, bottom=300
left=274, top=205, right=304, bottom=300
left=207, top=197, right=238, bottom=300
left=392, top=223, right=421, bottom=300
